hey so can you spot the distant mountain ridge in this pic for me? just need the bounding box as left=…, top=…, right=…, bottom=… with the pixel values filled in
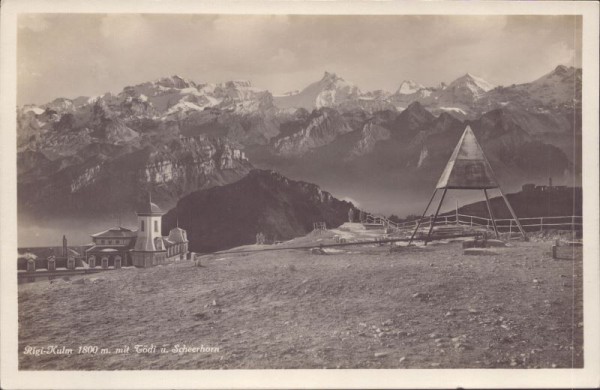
left=17, top=64, right=581, bottom=243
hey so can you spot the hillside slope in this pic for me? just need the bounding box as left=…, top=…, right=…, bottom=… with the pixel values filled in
left=162, top=170, right=354, bottom=252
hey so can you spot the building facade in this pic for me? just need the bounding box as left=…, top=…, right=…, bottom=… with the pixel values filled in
left=85, top=227, right=138, bottom=267
left=86, top=196, right=189, bottom=268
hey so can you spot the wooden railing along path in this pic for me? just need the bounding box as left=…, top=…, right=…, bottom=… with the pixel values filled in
left=364, top=213, right=583, bottom=234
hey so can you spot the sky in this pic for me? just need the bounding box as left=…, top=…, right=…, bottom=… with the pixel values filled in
left=17, top=14, right=582, bottom=106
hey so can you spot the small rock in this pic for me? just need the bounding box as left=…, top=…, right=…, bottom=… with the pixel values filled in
left=193, top=312, right=207, bottom=320
left=444, top=311, right=454, bottom=317
left=374, top=352, right=390, bottom=358
left=468, top=308, right=479, bottom=314
left=412, top=292, right=431, bottom=301
left=486, top=239, right=508, bottom=248
left=399, top=356, right=406, bottom=363
left=212, top=299, right=218, bottom=306
left=430, top=362, right=440, bottom=367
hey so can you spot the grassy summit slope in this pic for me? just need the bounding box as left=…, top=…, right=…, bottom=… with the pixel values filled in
left=19, top=239, right=582, bottom=369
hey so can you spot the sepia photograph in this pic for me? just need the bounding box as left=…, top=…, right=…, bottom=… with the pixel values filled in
left=1, top=1, right=599, bottom=389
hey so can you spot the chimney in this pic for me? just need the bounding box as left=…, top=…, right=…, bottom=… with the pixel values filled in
left=62, top=235, right=67, bottom=257
left=549, top=177, right=553, bottom=187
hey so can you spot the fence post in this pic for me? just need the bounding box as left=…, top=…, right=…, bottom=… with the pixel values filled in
left=47, top=256, right=56, bottom=272
left=540, top=217, right=543, bottom=232
left=27, top=259, right=36, bottom=272
left=509, top=219, right=512, bottom=236
left=67, top=256, right=75, bottom=270
left=470, top=216, right=473, bottom=227
left=455, top=200, right=459, bottom=224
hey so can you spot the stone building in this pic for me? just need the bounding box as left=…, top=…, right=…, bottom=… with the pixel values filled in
left=86, top=196, right=189, bottom=268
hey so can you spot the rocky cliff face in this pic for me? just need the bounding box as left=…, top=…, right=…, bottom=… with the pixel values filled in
left=346, top=122, right=391, bottom=160
left=274, top=108, right=353, bottom=156
left=18, top=134, right=252, bottom=219
left=162, top=169, right=354, bottom=252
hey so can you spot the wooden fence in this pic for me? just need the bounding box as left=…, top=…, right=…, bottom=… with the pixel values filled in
left=365, top=213, right=583, bottom=233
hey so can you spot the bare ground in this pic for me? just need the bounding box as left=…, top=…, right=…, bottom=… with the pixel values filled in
left=18, top=235, right=583, bottom=370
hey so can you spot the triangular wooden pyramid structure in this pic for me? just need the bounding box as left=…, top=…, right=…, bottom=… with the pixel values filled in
left=436, top=126, right=498, bottom=189
left=408, top=125, right=527, bottom=245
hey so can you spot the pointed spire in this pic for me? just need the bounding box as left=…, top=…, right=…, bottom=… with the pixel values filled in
left=136, top=191, right=163, bottom=216
left=436, top=126, right=499, bottom=189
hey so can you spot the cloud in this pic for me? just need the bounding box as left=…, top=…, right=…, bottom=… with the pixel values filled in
left=99, top=14, right=152, bottom=47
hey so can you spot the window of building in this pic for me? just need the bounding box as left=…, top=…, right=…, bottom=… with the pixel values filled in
left=100, top=239, right=105, bottom=244
left=154, top=220, right=158, bottom=232
left=141, top=220, right=145, bottom=232
left=108, top=240, right=112, bottom=245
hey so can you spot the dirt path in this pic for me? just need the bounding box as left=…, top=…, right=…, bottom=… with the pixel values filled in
left=18, top=240, right=583, bottom=369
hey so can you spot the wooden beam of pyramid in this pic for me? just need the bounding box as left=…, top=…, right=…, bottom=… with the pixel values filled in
left=436, top=125, right=499, bottom=190
left=411, top=125, right=527, bottom=243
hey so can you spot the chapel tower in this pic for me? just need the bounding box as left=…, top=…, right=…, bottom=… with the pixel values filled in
left=131, top=194, right=167, bottom=267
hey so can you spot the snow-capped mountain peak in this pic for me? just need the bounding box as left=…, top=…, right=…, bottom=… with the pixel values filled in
left=396, top=80, right=425, bottom=95
left=533, top=65, right=580, bottom=85
left=453, top=73, right=496, bottom=92
left=155, top=75, right=196, bottom=89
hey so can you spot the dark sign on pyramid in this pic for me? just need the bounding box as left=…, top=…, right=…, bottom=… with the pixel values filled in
left=436, top=125, right=498, bottom=189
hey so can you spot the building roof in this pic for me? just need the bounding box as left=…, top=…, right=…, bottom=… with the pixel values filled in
left=137, top=201, right=163, bottom=215
left=436, top=126, right=499, bottom=190
left=168, top=227, right=188, bottom=243
left=136, top=193, right=163, bottom=215
left=91, top=226, right=137, bottom=238
left=133, top=236, right=167, bottom=252
left=86, top=243, right=132, bottom=253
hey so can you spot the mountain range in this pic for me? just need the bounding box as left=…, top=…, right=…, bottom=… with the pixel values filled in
left=17, top=65, right=582, bottom=245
